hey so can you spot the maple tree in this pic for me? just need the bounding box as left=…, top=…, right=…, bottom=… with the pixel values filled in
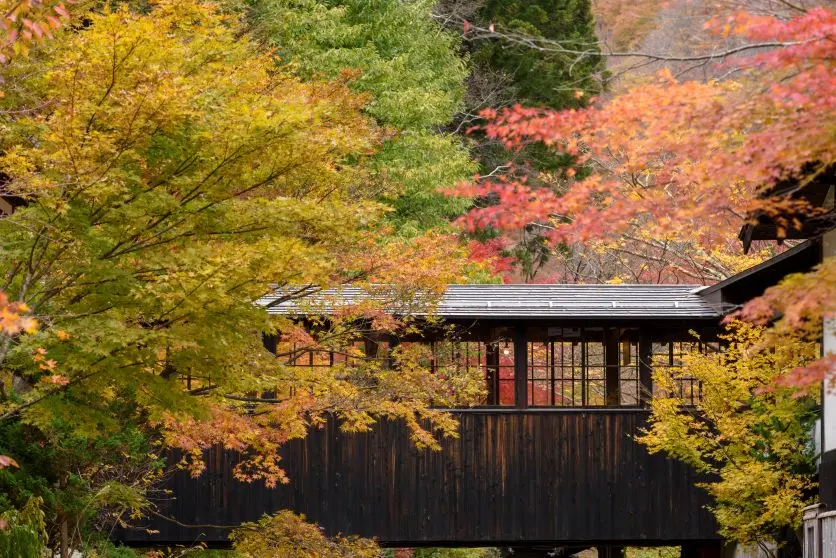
left=0, top=0, right=483, bottom=554
left=452, top=8, right=833, bottom=287
left=736, top=256, right=836, bottom=390
left=0, top=293, right=35, bottom=484
left=0, top=0, right=58, bottom=479
left=640, top=322, right=819, bottom=552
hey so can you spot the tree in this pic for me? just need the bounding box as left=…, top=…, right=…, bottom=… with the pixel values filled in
left=0, top=293, right=35, bottom=485
left=230, top=510, right=380, bottom=558
left=450, top=6, right=833, bottom=289
left=434, top=0, right=605, bottom=281
left=249, top=0, right=476, bottom=235
left=0, top=0, right=483, bottom=553
left=737, top=256, right=836, bottom=391
left=471, top=0, right=603, bottom=108
left=0, top=496, right=47, bottom=557
left=639, top=322, right=819, bottom=552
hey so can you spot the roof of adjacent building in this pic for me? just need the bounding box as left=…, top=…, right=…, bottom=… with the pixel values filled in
left=258, top=284, right=721, bottom=320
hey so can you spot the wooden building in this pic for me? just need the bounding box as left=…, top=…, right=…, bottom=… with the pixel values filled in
left=121, top=284, right=731, bottom=551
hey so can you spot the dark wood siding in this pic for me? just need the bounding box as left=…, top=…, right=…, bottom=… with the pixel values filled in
left=819, top=448, right=836, bottom=509
left=123, top=410, right=719, bottom=546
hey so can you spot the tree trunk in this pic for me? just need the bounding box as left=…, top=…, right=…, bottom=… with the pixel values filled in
left=59, top=472, right=70, bottom=558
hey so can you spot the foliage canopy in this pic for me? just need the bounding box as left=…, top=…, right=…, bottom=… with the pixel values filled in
left=0, top=0, right=482, bottom=553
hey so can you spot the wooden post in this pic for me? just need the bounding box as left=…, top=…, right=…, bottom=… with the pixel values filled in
left=605, top=328, right=621, bottom=406
left=514, top=325, right=528, bottom=408
left=364, top=337, right=379, bottom=361
left=598, top=547, right=625, bottom=558
left=486, top=338, right=500, bottom=405
left=639, top=329, right=653, bottom=406
left=262, top=333, right=277, bottom=355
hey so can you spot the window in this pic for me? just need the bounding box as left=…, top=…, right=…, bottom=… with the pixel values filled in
left=277, top=340, right=370, bottom=368
left=651, top=340, right=702, bottom=405
left=618, top=335, right=640, bottom=406
left=428, top=339, right=515, bottom=406
left=526, top=328, right=643, bottom=407
left=268, top=329, right=711, bottom=408
left=526, top=328, right=608, bottom=407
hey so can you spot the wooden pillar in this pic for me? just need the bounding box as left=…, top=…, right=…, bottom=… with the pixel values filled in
left=598, top=546, right=625, bottom=558
left=605, top=328, right=621, bottom=406
left=486, top=338, right=500, bottom=405
left=639, top=329, right=653, bottom=406
left=262, top=333, right=277, bottom=355
left=364, top=337, right=379, bottom=361
left=514, top=325, right=528, bottom=408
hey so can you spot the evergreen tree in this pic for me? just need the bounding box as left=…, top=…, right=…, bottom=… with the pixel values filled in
left=250, top=0, right=477, bottom=235
left=475, top=0, right=603, bottom=109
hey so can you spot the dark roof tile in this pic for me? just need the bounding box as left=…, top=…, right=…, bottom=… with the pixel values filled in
left=258, top=284, right=720, bottom=320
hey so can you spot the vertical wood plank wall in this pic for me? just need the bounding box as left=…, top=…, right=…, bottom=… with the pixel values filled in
left=125, top=410, right=719, bottom=546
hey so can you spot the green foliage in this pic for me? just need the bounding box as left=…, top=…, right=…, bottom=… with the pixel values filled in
left=252, top=0, right=467, bottom=128
left=412, top=548, right=500, bottom=558
left=625, top=548, right=680, bottom=558
left=376, top=132, right=474, bottom=234
left=0, top=412, right=162, bottom=553
left=250, top=0, right=477, bottom=233
left=475, top=0, right=603, bottom=109
left=80, top=540, right=143, bottom=558
left=0, top=497, right=47, bottom=558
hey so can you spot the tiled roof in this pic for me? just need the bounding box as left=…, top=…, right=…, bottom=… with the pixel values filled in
left=258, top=284, right=720, bottom=320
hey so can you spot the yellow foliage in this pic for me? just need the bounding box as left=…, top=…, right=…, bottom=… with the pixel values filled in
left=639, top=322, right=819, bottom=546
left=0, top=0, right=477, bottom=490
left=231, top=510, right=381, bottom=558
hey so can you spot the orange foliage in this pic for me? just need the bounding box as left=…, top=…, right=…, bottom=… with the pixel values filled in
left=0, top=0, right=71, bottom=64
left=0, top=292, right=36, bottom=335
left=452, top=7, right=834, bottom=380
left=453, top=8, right=833, bottom=281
